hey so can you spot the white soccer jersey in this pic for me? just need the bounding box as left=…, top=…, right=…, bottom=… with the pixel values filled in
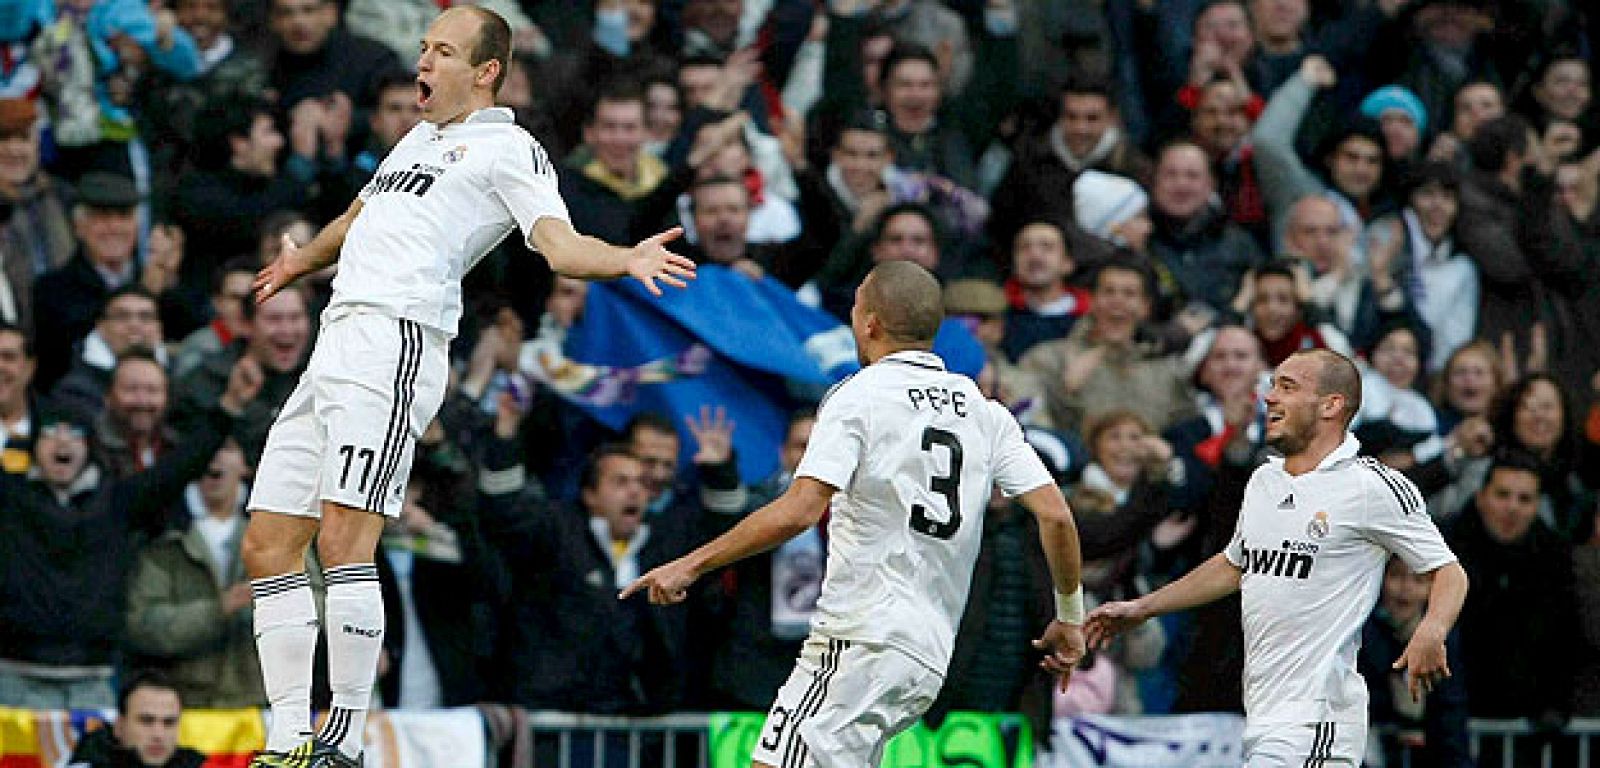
left=330, top=107, right=570, bottom=335
left=795, top=350, right=1056, bottom=674
left=1223, top=434, right=1456, bottom=727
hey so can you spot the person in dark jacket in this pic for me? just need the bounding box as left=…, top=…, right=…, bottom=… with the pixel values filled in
left=988, top=74, right=1154, bottom=250
left=169, top=96, right=316, bottom=312
left=0, top=362, right=259, bottom=709
left=481, top=438, right=695, bottom=714
left=66, top=671, right=205, bottom=768
left=698, top=411, right=819, bottom=711
left=558, top=81, right=693, bottom=248
left=1359, top=556, right=1473, bottom=768
left=1456, top=115, right=1590, bottom=399
left=51, top=288, right=170, bottom=422
left=373, top=415, right=503, bottom=709
left=32, top=175, right=188, bottom=390
left=266, top=0, right=404, bottom=116
left=1146, top=141, right=1266, bottom=322
left=1446, top=451, right=1578, bottom=725
left=170, top=287, right=311, bottom=468
left=93, top=349, right=181, bottom=480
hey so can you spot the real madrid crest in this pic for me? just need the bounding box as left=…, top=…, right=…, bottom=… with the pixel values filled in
left=1306, top=510, right=1330, bottom=539
left=443, top=144, right=468, bottom=163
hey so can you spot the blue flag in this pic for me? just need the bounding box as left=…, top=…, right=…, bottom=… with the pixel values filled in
left=563, top=267, right=985, bottom=482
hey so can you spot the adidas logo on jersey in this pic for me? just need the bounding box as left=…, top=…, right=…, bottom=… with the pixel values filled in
left=1238, top=539, right=1317, bottom=580
left=371, top=163, right=441, bottom=198
left=1278, top=494, right=1295, bottom=509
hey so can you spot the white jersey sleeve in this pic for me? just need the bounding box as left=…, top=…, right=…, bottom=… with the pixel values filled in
left=794, top=380, right=868, bottom=491
left=1355, top=459, right=1456, bottom=573
left=492, top=133, right=570, bottom=245
left=986, top=401, right=1054, bottom=497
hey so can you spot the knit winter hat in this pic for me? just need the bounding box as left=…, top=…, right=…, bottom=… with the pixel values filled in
left=1359, top=85, right=1429, bottom=136
left=1072, top=170, right=1148, bottom=241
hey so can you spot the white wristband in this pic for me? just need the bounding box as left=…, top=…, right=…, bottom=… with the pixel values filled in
left=1055, top=585, right=1086, bottom=625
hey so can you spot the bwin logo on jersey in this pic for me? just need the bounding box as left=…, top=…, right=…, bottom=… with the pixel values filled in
left=371, top=163, right=440, bottom=197
left=1239, top=540, right=1316, bottom=580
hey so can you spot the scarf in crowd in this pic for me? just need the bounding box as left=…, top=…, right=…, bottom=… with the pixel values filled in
left=1049, top=123, right=1122, bottom=173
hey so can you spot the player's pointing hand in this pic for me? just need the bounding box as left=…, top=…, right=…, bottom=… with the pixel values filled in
left=1033, top=620, right=1087, bottom=692
left=1392, top=621, right=1451, bottom=702
left=628, top=227, right=697, bottom=296
left=620, top=557, right=698, bottom=604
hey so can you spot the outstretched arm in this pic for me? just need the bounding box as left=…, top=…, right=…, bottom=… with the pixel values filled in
left=620, top=476, right=835, bottom=604
left=253, top=198, right=362, bottom=303
left=1086, top=552, right=1241, bottom=649
left=530, top=218, right=697, bottom=296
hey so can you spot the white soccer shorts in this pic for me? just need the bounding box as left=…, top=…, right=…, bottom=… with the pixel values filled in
left=1243, top=719, right=1366, bottom=767
left=750, top=634, right=942, bottom=768
left=249, top=309, right=449, bottom=519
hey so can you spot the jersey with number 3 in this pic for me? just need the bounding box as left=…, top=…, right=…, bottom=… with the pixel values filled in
left=795, top=350, right=1056, bottom=674
left=330, top=106, right=569, bottom=337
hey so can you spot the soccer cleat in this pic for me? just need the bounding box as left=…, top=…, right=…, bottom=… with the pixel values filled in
left=248, top=740, right=317, bottom=768
left=303, top=739, right=364, bottom=768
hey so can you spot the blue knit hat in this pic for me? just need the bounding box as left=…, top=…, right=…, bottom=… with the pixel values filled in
left=1360, top=86, right=1428, bottom=136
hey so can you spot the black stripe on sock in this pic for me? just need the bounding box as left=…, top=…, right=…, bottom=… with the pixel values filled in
left=319, top=707, right=350, bottom=747
left=323, top=565, right=379, bottom=586
left=251, top=573, right=310, bottom=600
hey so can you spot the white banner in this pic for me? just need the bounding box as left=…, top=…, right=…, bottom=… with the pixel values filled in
left=1042, top=713, right=1247, bottom=767
left=360, top=708, right=486, bottom=768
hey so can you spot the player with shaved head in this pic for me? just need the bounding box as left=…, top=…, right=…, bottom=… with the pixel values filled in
left=1088, top=349, right=1468, bottom=767
left=626, top=261, right=1087, bottom=768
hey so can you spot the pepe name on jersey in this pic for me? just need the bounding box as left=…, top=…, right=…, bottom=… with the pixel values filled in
left=906, top=385, right=969, bottom=416
left=1237, top=536, right=1319, bottom=580
left=370, top=162, right=445, bottom=199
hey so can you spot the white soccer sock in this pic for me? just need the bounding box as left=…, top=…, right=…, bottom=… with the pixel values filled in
left=251, top=572, right=318, bottom=752
left=320, top=563, right=385, bottom=758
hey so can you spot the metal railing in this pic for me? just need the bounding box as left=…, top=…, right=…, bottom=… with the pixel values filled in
left=522, top=713, right=714, bottom=768
left=511, top=713, right=1600, bottom=768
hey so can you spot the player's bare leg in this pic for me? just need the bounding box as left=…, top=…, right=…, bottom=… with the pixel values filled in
left=311, top=500, right=388, bottom=765
left=242, top=511, right=320, bottom=761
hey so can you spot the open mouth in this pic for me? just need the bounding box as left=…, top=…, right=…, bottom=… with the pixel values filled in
left=417, top=80, right=434, bottom=108
left=1267, top=412, right=1285, bottom=426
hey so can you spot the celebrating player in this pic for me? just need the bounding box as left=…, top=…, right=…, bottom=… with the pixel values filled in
left=1087, top=349, right=1469, bottom=767
left=241, top=8, right=695, bottom=767
left=623, top=261, right=1087, bottom=768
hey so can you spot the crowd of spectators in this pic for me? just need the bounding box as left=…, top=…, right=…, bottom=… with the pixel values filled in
left=1, top=0, right=1599, bottom=764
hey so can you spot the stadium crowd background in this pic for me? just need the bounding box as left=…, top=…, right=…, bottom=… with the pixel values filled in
left=0, top=0, right=1598, bottom=764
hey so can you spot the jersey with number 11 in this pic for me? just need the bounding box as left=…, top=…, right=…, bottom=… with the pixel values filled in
left=795, top=350, right=1055, bottom=674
